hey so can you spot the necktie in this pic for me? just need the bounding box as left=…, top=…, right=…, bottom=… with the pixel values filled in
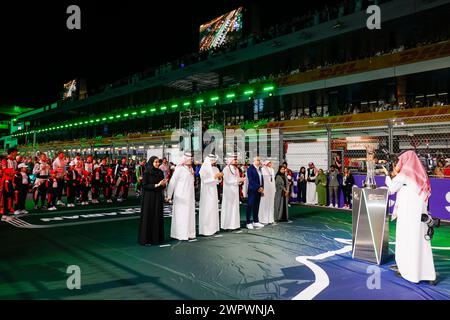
left=258, top=167, right=264, bottom=188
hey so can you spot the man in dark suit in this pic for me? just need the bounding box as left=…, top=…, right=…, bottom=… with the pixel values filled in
left=245, top=156, right=265, bottom=229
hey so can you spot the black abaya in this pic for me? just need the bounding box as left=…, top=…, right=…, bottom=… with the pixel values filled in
left=138, top=165, right=165, bottom=245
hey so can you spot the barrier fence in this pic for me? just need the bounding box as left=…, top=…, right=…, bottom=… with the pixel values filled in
left=282, top=113, right=450, bottom=220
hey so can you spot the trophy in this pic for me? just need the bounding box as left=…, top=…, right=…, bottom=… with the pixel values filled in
left=364, top=144, right=376, bottom=189
left=352, top=143, right=389, bottom=265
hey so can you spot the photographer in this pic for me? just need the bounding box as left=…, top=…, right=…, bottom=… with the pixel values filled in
left=382, top=151, right=436, bottom=284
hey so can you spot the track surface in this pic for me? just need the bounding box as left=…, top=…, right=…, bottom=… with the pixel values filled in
left=0, top=198, right=449, bottom=300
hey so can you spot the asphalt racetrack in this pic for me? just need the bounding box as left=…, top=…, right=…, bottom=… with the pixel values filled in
left=0, top=198, right=449, bottom=300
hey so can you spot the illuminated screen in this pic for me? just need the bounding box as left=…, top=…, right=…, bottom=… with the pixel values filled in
left=63, top=79, right=77, bottom=100
left=199, top=7, right=243, bottom=52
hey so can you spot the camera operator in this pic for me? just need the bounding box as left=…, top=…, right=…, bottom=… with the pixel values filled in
left=381, top=151, right=436, bottom=284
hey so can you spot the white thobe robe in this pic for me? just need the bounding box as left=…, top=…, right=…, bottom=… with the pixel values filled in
left=306, top=169, right=318, bottom=204
left=167, top=165, right=196, bottom=240
left=199, top=166, right=220, bottom=236
left=221, top=165, right=241, bottom=230
left=258, top=166, right=275, bottom=224
left=385, top=175, right=436, bottom=283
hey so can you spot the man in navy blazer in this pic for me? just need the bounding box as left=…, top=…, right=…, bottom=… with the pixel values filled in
left=245, top=156, right=265, bottom=229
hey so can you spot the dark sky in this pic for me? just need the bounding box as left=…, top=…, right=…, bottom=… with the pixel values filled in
left=0, top=0, right=334, bottom=109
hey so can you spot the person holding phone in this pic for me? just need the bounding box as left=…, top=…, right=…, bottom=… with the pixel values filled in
left=382, top=151, right=436, bottom=284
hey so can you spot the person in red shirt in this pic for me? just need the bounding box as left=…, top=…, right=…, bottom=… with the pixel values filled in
left=1, top=147, right=18, bottom=170
left=0, top=168, right=4, bottom=215
left=104, top=168, right=115, bottom=203
left=80, top=170, right=91, bottom=205
left=116, top=168, right=131, bottom=202
left=2, top=168, right=16, bottom=215
left=333, top=154, right=343, bottom=173
left=46, top=170, right=59, bottom=211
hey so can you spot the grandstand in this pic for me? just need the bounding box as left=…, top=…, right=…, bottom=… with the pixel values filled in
left=3, top=0, right=449, bottom=164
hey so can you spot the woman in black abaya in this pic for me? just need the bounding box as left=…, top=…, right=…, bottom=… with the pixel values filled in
left=138, top=156, right=166, bottom=245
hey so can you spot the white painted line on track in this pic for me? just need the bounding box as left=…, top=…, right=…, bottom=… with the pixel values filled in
left=293, top=237, right=450, bottom=300
left=6, top=216, right=139, bottom=228
left=292, top=238, right=352, bottom=300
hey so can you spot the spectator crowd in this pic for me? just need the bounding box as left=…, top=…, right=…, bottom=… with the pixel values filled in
left=1, top=144, right=448, bottom=217
left=0, top=147, right=175, bottom=216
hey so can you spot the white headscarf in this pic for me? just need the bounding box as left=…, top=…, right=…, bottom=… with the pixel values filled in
left=175, top=152, right=194, bottom=176
left=177, top=152, right=193, bottom=168
left=200, top=154, right=217, bottom=177
left=226, top=154, right=238, bottom=166
left=395, top=150, right=431, bottom=203
left=262, top=160, right=274, bottom=179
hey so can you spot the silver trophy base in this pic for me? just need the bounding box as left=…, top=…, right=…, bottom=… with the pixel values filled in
left=352, top=187, right=389, bottom=265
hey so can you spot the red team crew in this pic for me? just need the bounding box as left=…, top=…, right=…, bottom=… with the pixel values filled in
left=115, top=168, right=131, bottom=202
left=65, top=161, right=80, bottom=207
left=104, top=168, right=115, bottom=203
left=2, top=168, right=16, bottom=215
left=46, top=170, right=59, bottom=211
left=0, top=148, right=152, bottom=217
left=80, top=170, right=91, bottom=205
left=14, top=163, right=30, bottom=214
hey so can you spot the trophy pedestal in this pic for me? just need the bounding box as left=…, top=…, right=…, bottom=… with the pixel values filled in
left=352, top=187, right=389, bottom=265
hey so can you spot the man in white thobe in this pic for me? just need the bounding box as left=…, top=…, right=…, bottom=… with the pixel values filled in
left=221, top=155, right=245, bottom=230
left=199, top=155, right=223, bottom=236
left=306, top=162, right=318, bottom=205
left=167, top=153, right=196, bottom=241
left=258, top=160, right=276, bottom=224
left=383, top=151, right=436, bottom=284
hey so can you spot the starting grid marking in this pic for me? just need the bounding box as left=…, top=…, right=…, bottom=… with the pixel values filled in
left=3, top=206, right=162, bottom=229
left=2, top=202, right=274, bottom=250
left=2, top=203, right=217, bottom=229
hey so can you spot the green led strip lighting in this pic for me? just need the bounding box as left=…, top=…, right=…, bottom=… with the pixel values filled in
left=12, top=83, right=275, bottom=137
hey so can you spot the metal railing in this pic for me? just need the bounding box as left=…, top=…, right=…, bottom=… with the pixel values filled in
left=14, top=113, right=450, bottom=179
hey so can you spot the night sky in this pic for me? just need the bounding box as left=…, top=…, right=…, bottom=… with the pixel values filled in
left=0, top=0, right=333, bottom=111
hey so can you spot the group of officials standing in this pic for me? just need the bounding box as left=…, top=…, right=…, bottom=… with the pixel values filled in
left=138, top=150, right=437, bottom=286
left=138, top=153, right=290, bottom=246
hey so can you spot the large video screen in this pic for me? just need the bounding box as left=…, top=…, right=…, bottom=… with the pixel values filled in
left=63, top=79, right=77, bottom=100
left=199, top=7, right=243, bottom=53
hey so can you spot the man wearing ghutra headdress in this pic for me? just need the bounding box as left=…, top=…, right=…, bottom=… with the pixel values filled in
left=167, top=153, right=196, bottom=240
left=258, top=160, right=276, bottom=225
left=382, top=151, right=436, bottom=284
left=306, top=162, right=318, bottom=205
left=199, top=154, right=223, bottom=236
left=221, top=154, right=245, bottom=230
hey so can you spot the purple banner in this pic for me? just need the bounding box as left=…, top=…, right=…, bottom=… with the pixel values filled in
left=290, top=173, right=450, bottom=220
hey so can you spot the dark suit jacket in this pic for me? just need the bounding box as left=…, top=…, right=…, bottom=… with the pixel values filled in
left=247, top=165, right=264, bottom=192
